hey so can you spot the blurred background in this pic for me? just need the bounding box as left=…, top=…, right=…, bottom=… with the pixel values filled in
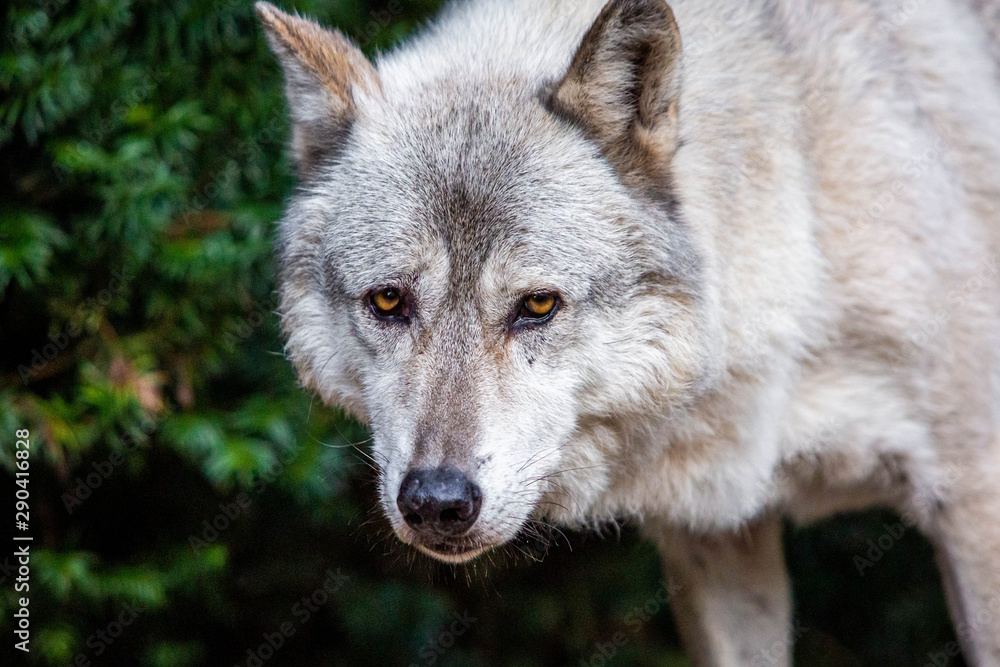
left=0, top=0, right=966, bottom=664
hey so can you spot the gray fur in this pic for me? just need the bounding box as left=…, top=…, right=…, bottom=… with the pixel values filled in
left=260, top=0, right=1000, bottom=663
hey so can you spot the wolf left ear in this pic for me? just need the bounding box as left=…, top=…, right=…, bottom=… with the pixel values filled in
left=545, top=0, right=682, bottom=186
left=256, top=2, right=380, bottom=176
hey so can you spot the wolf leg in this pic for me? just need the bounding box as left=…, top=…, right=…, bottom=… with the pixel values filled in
left=924, top=442, right=1000, bottom=665
left=645, top=515, right=793, bottom=667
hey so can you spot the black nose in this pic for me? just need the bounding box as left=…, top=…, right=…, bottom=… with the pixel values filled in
left=396, top=468, right=482, bottom=536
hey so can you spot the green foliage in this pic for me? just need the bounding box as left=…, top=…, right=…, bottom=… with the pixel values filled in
left=0, top=0, right=963, bottom=665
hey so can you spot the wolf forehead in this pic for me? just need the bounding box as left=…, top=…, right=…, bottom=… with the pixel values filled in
left=283, top=79, right=667, bottom=300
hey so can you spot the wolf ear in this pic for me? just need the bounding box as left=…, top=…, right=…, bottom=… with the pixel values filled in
left=256, top=2, right=380, bottom=176
left=545, top=0, right=682, bottom=185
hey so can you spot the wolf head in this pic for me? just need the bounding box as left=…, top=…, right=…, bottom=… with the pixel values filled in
left=259, top=0, right=712, bottom=563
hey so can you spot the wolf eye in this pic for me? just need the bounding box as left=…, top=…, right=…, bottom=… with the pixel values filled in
left=515, top=292, right=559, bottom=326
left=370, top=288, right=405, bottom=319
left=524, top=294, right=556, bottom=316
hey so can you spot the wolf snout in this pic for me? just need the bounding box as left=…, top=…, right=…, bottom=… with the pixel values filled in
left=396, top=467, right=483, bottom=536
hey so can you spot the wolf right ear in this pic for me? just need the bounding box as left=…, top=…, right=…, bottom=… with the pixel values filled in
left=256, top=2, right=380, bottom=176
left=545, top=0, right=682, bottom=187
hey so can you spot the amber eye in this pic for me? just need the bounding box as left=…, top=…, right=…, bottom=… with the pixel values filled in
left=517, top=292, right=559, bottom=325
left=370, top=288, right=404, bottom=318
left=524, top=294, right=556, bottom=317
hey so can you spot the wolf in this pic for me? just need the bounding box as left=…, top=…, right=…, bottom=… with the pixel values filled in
left=257, top=0, right=1000, bottom=663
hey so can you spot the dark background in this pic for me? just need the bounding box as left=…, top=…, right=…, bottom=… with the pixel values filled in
left=0, top=0, right=964, bottom=664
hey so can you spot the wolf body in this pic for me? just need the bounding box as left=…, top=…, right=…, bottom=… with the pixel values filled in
left=258, top=0, right=1000, bottom=663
